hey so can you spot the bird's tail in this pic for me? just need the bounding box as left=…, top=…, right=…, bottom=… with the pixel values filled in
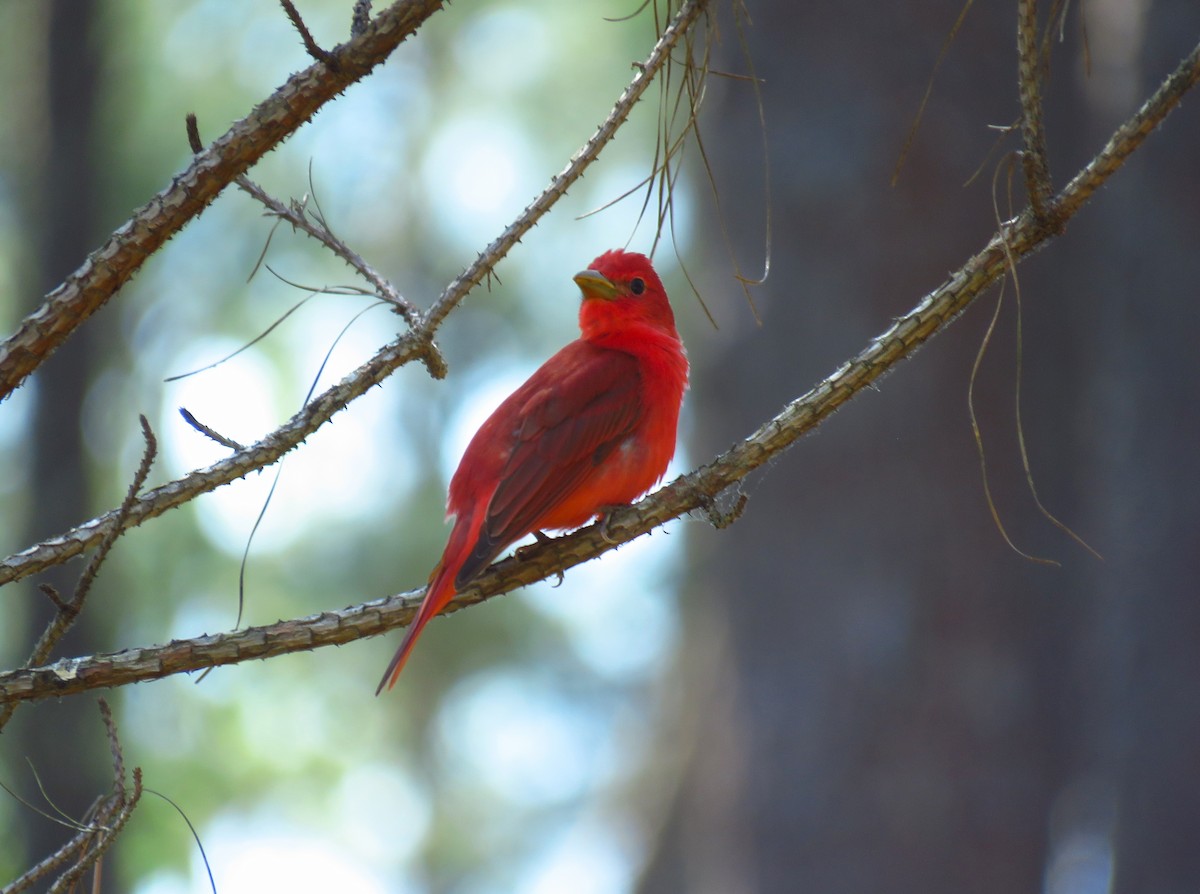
left=375, top=560, right=456, bottom=695
left=376, top=514, right=481, bottom=695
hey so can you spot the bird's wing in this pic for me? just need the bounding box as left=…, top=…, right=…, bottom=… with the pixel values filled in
left=455, top=343, right=643, bottom=585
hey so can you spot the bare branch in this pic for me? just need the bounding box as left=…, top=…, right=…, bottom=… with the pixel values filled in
left=0, top=334, right=428, bottom=586
left=0, top=0, right=446, bottom=403
left=233, top=173, right=425, bottom=330
left=179, top=408, right=245, bottom=451
left=3, top=34, right=1197, bottom=704
left=1017, top=0, right=1055, bottom=217
left=1056, top=39, right=1200, bottom=218
left=280, top=0, right=338, bottom=69
left=1, top=700, right=142, bottom=894
left=420, top=0, right=711, bottom=334
left=0, top=419, right=157, bottom=732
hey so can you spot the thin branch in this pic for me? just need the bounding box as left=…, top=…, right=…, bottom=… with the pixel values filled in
left=0, top=333, right=429, bottom=588
left=420, top=0, right=711, bottom=334
left=0, top=0, right=446, bottom=403
left=0, top=0, right=712, bottom=590
left=179, top=408, right=245, bottom=451
left=0, top=419, right=157, bottom=732
left=280, top=0, right=338, bottom=69
left=233, top=173, right=425, bottom=330
left=186, top=113, right=414, bottom=333
left=1, top=700, right=142, bottom=894
left=3, top=35, right=1197, bottom=704
left=1056, top=39, right=1200, bottom=219
left=1017, top=0, right=1055, bottom=217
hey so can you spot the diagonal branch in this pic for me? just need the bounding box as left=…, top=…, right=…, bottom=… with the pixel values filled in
left=0, top=0, right=712, bottom=590
left=0, top=0, right=446, bottom=403
left=184, top=110, right=426, bottom=330
left=419, top=0, right=711, bottom=334
left=3, top=35, right=1196, bottom=706
left=0, top=419, right=156, bottom=732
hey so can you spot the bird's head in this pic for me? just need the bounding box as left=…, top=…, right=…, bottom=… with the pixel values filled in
left=574, top=249, right=678, bottom=340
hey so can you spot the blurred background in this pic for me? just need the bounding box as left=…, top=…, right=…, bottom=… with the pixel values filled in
left=1, top=1, right=1198, bottom=892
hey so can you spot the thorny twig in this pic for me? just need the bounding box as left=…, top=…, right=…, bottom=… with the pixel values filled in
left=0, top=419, right=157, bottom=731
left=1017, top=0, right=1055, bottom=218
left=1, top=700, right=143, bottom=894
left=0, top=0, right=446, bottom=402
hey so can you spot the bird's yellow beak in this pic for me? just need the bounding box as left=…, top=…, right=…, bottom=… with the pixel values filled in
left=573, top=269, right=622, bottom=301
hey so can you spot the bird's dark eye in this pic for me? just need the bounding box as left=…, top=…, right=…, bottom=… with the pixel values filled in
left=629, top=277, right=646, bottom=296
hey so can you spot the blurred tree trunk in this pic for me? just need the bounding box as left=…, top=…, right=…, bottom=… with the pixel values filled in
left=639, top=3, right=1200, bottom=893
left=11, top=0, right=110, bottom=870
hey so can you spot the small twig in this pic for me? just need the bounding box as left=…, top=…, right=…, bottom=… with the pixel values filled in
left=188, top=110, right=423, bottom=330
left=0, top=0, right=447, bottom=403
left=235, top=173, right=425, bottom=329
left=892, top=0, right=976, bottom=187
left=70, top=417, right=158, bottom=613
left=188, top=113, right=440, bottom=376
left=352, top=0, right=373, bottom=37
left=37, top=583, right=71, bottom=614
left=185, top=112, right=203, bottom=154
left=280, top=0, right=338, bottom=69
left=0, top=418, right=157, bottom=732
left=179, top=408, right=245, bottom=451
left=98, top=698, right=126, bottom=805
left=1017, top=0, right=1055, bottom=219
left=1, top=701, right=142, bottom=894
left=44, top=744, right=142, bottom=894
left=2, top=825, right=86, bottom=894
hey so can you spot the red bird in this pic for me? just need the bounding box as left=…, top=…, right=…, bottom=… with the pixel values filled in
left=377, top=250, right=688, bottom=693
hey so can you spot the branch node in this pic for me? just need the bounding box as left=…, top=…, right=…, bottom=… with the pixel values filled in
left=38, top=583, right=73, bottom=615
left=184, top=113, right=203, bottom=154
left=419, top=338, right=448, bottom=380
left=280, top=0, right=339, bottom=70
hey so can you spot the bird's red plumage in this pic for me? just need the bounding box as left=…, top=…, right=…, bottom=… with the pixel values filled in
left=377, top=250, right=688, bottom=693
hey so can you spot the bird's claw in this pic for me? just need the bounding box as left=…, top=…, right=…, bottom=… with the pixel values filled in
left=516, top=530, right=553, bottom=561
left=597, top=507, right=626, bottom=544
left=515, top=531, right=565, bottom=587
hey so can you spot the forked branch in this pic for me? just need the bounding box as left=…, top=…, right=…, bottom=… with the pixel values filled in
left=0, top=0, right=446, bottom=403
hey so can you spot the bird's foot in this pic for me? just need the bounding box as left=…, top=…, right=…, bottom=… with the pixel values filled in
left=595, top=505, right=629, bottom=545
left=516, top=531, right=565, bottom=586
left=515, top=530, right=553, bottom=560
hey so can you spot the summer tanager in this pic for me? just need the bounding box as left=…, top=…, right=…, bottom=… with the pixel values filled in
left=377, top=249, right=688, bottom=693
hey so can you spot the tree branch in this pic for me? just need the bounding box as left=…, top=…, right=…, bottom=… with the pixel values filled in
left=1, top=700, right=141, bottom=894
left=1017, top=0, right=1054, bottom=218
left=0, top=0, right=446, bottom=403
left=2, top=34, right=1196, bottom=705
left=0, top=420, right=156, bottom=731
